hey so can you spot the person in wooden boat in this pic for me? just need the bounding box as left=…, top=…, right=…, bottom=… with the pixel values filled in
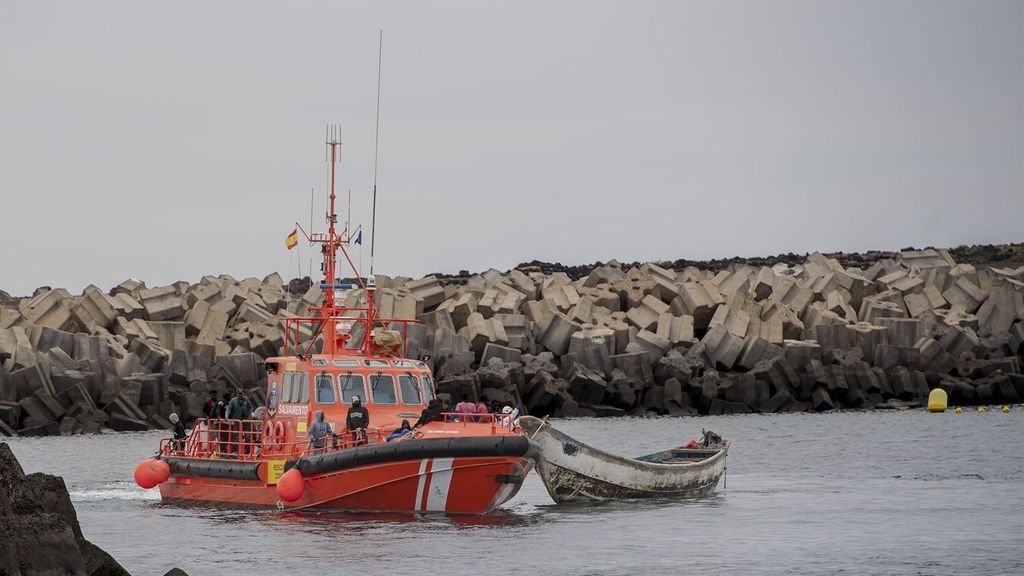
left=308, top=410, right=336, bottom=452
left=701, top=429, right=723, bottom=448
left=346, top=395, right=369, bottom=443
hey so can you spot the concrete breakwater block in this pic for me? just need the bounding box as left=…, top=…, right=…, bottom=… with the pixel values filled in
left=0, top=247, right=1021, bottom=429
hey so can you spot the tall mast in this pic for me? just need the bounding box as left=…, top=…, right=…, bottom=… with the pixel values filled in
left=370, top=28, right=383, bottom=276
left=311, top=124, right=377, bottom=358
left=323, top=125, right=342, bottom=354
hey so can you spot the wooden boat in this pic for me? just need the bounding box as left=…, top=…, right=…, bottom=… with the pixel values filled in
left=132, top=130, right=533, bottom=515
left=519, top=415, right=729, bottom=503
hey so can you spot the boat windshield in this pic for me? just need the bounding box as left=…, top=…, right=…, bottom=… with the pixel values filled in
left=398, top=374, right=421, bottom=405
left=370, top=373, right=397, bottom=404
left=421, top=375, right=435, bottom=403
left=339, top=373, right=365, bottom=404
left=315, top=373, right=335, bottom=404
left=282, top=371, right=309, bottom=403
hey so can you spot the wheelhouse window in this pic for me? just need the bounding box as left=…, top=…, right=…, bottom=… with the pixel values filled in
left=339, top=373, right=366, bottom=404
left=283, top=371, right=308, bottom=403
left=421, top=375, right=435, bottom=403
left=369, top=373, right=397, bottom=404
left=298, top=372, right=310, bottom=403
left=314, top=373, right=336, bottom=404
left=398, top=374, right=421, bottom=405
left=282, top=372, right=293, bottom=403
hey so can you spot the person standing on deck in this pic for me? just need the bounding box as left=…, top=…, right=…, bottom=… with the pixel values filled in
left=202, top=391, right=218, bottom=419
left=226, top=389, right=252, bottom=456
left=309, top=410, right=334, bottom=451
left=474, top=394, right=489, bottom=422
left=346, top=395, right=370, bottom=443
left=170, top=413, right=186, bottom=452
left=454, top=394, right=475, bottom=422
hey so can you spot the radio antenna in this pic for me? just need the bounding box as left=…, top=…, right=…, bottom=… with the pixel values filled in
left=369, top=28, right=382, bottom=276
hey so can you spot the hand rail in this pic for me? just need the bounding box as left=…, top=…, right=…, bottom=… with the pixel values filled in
left=158, top=414, right=523, bottom=463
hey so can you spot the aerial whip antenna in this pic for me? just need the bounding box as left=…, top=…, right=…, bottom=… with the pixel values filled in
left=369, top=28, right=382, bottom=276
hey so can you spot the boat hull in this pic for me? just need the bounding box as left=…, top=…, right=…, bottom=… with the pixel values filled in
left=159, top=454, right=532, bottom=514
left=158, top=435, right=533, bottom=514
left=519, top=416, right=729, bottom=503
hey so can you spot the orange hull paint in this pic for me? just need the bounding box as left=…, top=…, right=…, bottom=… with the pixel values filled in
left=158, top=455, right=532, bottom=515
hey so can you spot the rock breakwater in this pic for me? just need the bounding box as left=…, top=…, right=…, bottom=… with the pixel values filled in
left=0, top=442, right=130, bottom=575
left=1, top=245, right=1022, bottom=436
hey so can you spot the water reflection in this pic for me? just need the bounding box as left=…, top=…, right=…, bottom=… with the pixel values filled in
left=276, top=508, right=537, bottom=528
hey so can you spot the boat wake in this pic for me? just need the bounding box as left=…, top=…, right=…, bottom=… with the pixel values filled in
left=70, top=482, right=160, bottom=503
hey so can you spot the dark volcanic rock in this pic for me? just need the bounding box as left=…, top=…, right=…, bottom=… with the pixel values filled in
left=0, top=442, right=130, bottom=576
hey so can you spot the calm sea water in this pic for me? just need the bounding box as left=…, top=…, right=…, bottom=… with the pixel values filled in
left=6, top=410, right=1024, bottom=576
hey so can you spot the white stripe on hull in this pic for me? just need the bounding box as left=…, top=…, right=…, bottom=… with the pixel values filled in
left=424, top=457, right=454, bottom=512
left=414, top=458, right=429, bottom=511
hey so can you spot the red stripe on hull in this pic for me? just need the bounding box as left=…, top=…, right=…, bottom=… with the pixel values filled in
left=158, top=456, right=532, bottom=515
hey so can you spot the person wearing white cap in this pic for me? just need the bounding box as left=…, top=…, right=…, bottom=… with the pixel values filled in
left=500, top=405, right=520, bottom=429
left=169, top=413, right=186, bottom=452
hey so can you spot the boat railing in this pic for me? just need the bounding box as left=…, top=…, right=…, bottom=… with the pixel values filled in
left=298, top=427, right=389, bottom=458
left=160, top=419, right=265, bottom=461
left=439, top=412, right=521, bottom=433
left=160, top=420, right=395, bottom=461
left=159, top=414, right=523, bottom=462
left=282, top=313, right=420, bottom=357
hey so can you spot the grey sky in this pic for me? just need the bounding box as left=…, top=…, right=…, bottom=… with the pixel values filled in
left=1, top=0, right=1022, bottom=297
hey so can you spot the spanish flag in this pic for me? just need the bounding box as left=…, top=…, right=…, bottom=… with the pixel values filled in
left=285, top=228, right=298, bottom=250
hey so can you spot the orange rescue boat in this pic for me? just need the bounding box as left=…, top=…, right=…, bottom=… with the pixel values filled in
left=134, top=129, right=533, bottom=514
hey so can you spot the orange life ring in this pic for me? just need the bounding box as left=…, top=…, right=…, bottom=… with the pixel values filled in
left=272, top=421, right=287, bottom=445
left=262, top=420, right=274, bottom=441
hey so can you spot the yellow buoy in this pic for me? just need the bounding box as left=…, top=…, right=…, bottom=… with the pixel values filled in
left=927, top=388, right=948, bottom=413
left=977, top=406, right=986, bottom=414
left=1002, top=405, right=1010, bottom=413
left=954, top=407, right=963, bottom=413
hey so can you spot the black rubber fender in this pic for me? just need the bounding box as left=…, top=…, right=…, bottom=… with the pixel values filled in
left=292, top=435, right=531, bottom=476
left=165, top=457, right=261, bottom=481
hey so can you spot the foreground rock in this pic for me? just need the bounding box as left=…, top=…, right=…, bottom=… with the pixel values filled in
left=1, top=244, right=1022, bottom=433
left=0, top=442, right=130, bottom=575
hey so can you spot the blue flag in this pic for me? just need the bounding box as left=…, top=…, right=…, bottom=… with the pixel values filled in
left=354, top=230, right=362, bottom=245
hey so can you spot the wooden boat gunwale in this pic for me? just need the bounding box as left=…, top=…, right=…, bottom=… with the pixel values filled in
left=520, top=415, right=730, bottom=502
